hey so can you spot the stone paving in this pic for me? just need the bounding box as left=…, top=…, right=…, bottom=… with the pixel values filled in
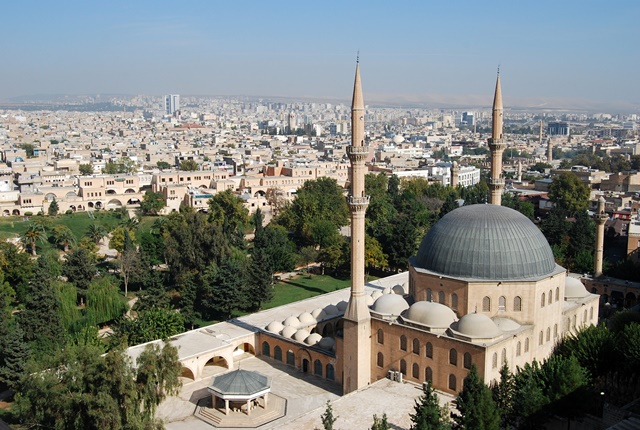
left=159, top=355, right=455, bottom=430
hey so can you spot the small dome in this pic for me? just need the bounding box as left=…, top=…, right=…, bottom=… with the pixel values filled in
left=318, top=337, right=336, bottom=351
left=337, top=300, right=348, bottom=311
left=565, top=277, right=589, bottom=299
left=311, top=308, right=327, bottom=321
left=382, top=286, right=393, bottom=295
left=393, top=134, right=404, bottom=144
left=456, top=313, right=502, bottom=338
left=281, top=326, right=297, bottom=338
left=298, top=312, right=315, bottom=325
left=371, top=294, right=409, bottom=315
left=392, top=284, right=406, bottom=295
left=283, top=316, right=300, bottom=328
left=371, top=290, right=383, bottom=301
left=405, top=301, right=457, bottom=327
left=366, top=295, right=374, bottom=306
left=265, top=321, right=284, bottom=334
left=324, top=305, right=340, bottom=316
left=305, top=333, right=322, bottom=345
left=492, top=317, right=521, bottom=332
left=293, top=329, right=310, bottom=342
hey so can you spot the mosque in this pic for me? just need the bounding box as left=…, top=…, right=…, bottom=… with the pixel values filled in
left=132, top=64, right=601, bottom=422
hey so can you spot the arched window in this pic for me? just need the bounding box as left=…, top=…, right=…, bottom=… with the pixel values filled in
left=413, top=338, right=420, bottom=355
left=377, top=352, right=384, bottom=367
left=377, top=329, right=384, bottom=344
left=438, top=291, right=445, bottom=304
left=400, top=359, right=407, bottom=375
left=590, top=307, right=594, bottom=320
left=546, top=328, right=551, bottom=342
left=425, top=367, right=433, bottom=382
left=426, top=342, right=433, bottom=359
left=539, top=331, right=544, bottom=345
left=452, top=293, right=458, bottom=310
left=492, top=352, right=498, bottom=368
left=499, top=296, right=506, bottom=311
left=400, top=335, right=407, bottom=351
left=514, top=296, right=522, bottom=312
left=501, top=348, right=507, bottom=365
left=314, top=359, right=322, bottom=376
left=412, top=363, right=420, bottom=379
left=426, top=289, right=432, bottom=301
left=449, top=348, right=457, bottom=366
left=583, top=309, right=588, bottom=324
left=326, top=364, right=335, bottom=381
left=525, top=338, right=530, bottom=352
left=286, top=350, right=295, bottom=366
left=541, top=293, right=546, bottom=307
left=482, top=296, right=491, bottom=312
left=274, top=346, right=282, bottom=361
left=449, top=374, right=457, bottom=391
left=555, top=287, right=560, bottom=302
left=516, top=341, right=521, bottom=357
left=553, top=324, right=558, bottom=339
left=548, top=290, right=553, bottom=305
left=463, top=352, right=472, bottom=369
left=262, top=341, right=270, bottom=357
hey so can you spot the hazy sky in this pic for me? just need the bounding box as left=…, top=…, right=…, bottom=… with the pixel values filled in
left=2, top=0, right=639, bottom=108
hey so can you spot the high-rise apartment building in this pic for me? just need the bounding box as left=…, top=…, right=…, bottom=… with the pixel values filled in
left=165, top=94, right=180, bottom=115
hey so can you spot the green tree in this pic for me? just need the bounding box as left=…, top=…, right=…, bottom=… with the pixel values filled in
left=140, top=191, right=166, bottom=215
left=299, top=246, right=319, bottom=275
left=410, top=381, right=449, bottom=430
left=0, top=322, right=30, bottom=389
left=47, top=198, right=59, bottom=216
left=51, top=224, right=76, bottom=252
left=259, top=225, right=297, bottom=273
left=548, top=172, right=590, bottom=216
left=79, top=163, right=94, bottom=175
left=109, top=226, right=136, bottom=254
left=491, top=362, right=515, bottom=429
left=62, top=246, right=96, bottom=300
left=365, top=234, right=388, bottom=274
left=452, top=364, right=500, bottom=430
left=247, top=246, right=274, bottom=310
left=179, top=159, right=199, bottom=171
left=371, top=413, right=390, bottom=430
left=19, top=142, right=35, bottom=157
left=85, top=223, right=108, bottom=245
left=135, top=342, right=182, bottom=421
left=321, top=400, right=337, bottom=430
left=85, top=276, right=127, bottom=326
left=22, top=222, right=47, bottom=256
left=156, top=160, right=172, bottom=170
left=199, top=254, right=247, bottom=320
left=115, top=307, right=184, bottom=345
left=135, top=270, right=170, bottom=312
left=208, top=188, right=249, bottom=243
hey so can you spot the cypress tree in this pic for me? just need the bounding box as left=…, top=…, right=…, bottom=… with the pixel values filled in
left=453, top=364, right=500, bottom=430
left=410, top=380, right=448, bottom=430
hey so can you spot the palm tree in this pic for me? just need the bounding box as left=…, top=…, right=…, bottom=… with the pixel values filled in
left=85, top=224, right=107, bottom=245
left=52, top=225, right=76, bottom=252
left=22, top=223, right=46, bottom=256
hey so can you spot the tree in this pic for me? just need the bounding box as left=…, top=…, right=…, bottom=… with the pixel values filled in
left=115, top=307, right=185, bottom=345
left=85, top=223, right=108, bottom=245
left=299, top=246, right=319, bottom=275
left=548, top=172, right=590, bottom=216
left=135, top=342, right=182, bottom=421
left=452, top=364, right=500, bottom=430
left=62, top=247, right=96, bottom=300
left=247, top=246, right=274, bottom=310
left=51, top=224, right=75, bottom=252
left=22, top=222, right=47, bottom=256
left=47, top=198, right=59, bottom=216
left=109, top=226, right=136, bottom=254
left=371, top=413, right=390, bottom=430
left=79, top=163, right=94, bottom=175
left=179, top=159, right=199, bottom=171
left=266, top=187, right=287, bottom=218
left=140, top=191, right=166, bottom=215
left=199, top=254, right=247, bottom=320
left=208, top=188, right=249, bottom=242
left=365, top=234, right=388, bottom=274
left=156, top=160, right=172, bottom=170
left=119, top=228, right=139, bottom=297
left=409, top=381, right=449, bottom=430
left=321, top=400, right=337, bottom=430
left=0, top=323, right=30, bottom=389
left=85, top=276, right=127, bottom=326
left=259, top=225, right=297, bottom=273
left=135, top=271, right=170, bottom=312
left=19, top=142, right=35, bottom=158
left=491, top=362, right=515, bottom=429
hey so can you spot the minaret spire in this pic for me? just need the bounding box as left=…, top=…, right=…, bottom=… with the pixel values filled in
left=343, top=59, right=371, bottom=394
left=488, top=69, right=506, bottom=205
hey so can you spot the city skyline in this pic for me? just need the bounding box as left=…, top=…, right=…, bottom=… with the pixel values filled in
left=2, top=0, right=639, bottom=111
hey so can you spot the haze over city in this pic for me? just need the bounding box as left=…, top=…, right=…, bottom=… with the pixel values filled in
left=2, top=0, right=639, bottom=111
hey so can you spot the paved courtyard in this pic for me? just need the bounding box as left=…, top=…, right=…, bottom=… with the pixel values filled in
left=159, top=356, right=455, bottom=430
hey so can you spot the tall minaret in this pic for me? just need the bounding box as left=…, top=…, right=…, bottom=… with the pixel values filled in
left=343, top=59, right=371, bottom=394
left=488, top=70, right=506, bottom=205
left=451, top=161, right=459, bottom=187
left=594, top=197, right=608, bottom=277
left=547, top=139, right=553, bottom=163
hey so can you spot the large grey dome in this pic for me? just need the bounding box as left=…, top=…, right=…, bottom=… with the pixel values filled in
left=414, top=205, right=555, bottom=280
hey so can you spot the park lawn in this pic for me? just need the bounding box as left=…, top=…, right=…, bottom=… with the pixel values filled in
left=263, top=274, right=352, bottom=310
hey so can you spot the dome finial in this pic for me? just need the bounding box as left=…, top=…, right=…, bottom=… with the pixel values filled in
left=356, top=50, right=360, bottom=64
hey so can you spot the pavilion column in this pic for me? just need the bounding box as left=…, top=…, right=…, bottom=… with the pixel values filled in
left=246, top=399, right=251, bottom=416
left=225, top=399, right=229, bottom=415
left=264, top=393, right=269, bottom=408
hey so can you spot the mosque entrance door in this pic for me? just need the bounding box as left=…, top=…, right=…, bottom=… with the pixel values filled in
left=302, top=359, right=309, bottom=373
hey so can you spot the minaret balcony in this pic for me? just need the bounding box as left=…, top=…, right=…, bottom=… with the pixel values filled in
left=489, top=178, right=505, bottom=187
left=347, top=146, right=369, bottom=162
left=595, top=213, right=608, bottom=224
left=348, top=195, right=370, bottom=211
